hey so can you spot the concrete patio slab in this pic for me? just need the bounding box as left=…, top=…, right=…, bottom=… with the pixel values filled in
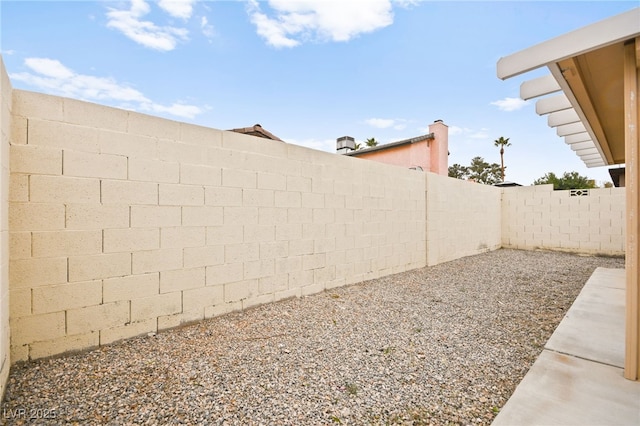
left=493, top=267, right=640, bottom=426
left=493, top=350, right=640, bottom=425
left=546, top=268, right=625, bottom=367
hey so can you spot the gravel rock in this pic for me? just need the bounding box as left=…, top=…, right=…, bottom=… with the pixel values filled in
left=1, top=249, right=624, bottom=425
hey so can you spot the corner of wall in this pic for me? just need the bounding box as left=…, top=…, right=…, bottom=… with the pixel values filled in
left=0, top=54, right=13, bottom=401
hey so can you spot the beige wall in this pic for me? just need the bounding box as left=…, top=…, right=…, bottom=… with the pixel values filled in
left=0, top=60, right=627, bottom=378
left=425, top=173, right=502, bottom=266
left=0, top=57, right=11, bottom=396
left=501, top=184, right=626, bottom=255
left=8, top=89, right=427, bottom=362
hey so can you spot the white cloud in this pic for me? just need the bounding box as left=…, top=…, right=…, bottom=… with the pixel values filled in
left=392, top=0, right=421, bottom=7
left=158, top=0, right=196, bottom=20
left=106, top=0, right=189, bottom=51
left=1, top=49, right=15, bottom=55
left=11, top=58, right=203, bottom=119
left=448, top=126, right=490, bottom=140
left=365, top=117, right=408, bottom=130
left=200, top=16, right=215, bottom=39
left=365, top=118, right=395, bottom=129
left=490, top=97, right=529, bottom=112
left=246, top=0, right=394, bottom=48
left=24, top=58, right=74, bottom=79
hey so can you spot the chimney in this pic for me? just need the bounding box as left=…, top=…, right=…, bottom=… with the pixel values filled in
left=428, top=120, right=449, bottom=176
left=336, top=136, right=355, bottom=154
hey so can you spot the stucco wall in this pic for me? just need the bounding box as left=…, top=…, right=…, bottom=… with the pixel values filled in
left=8, top=89, right=427, bottom=362
left=352, top=140, right=430, bottom=171
left=501, top=184, right=626, bottom=255
left=425, top=173, right=502, bottom=266
left=0, top=57, right=11, bottom=397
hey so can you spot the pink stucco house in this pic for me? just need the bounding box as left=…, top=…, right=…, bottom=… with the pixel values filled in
left=337, top=120, right=449, bottom=175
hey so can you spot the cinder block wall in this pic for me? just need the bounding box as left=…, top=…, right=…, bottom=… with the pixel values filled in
left=8, top=89, right=426, bottom=362
left=425, top=173, right=502, bottom=265
left=501, top=184, right=626, bottom=255
left=0, top=58, right=12, bottom=397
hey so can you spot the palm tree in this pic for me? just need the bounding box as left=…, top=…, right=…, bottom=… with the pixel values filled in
left=365, top=138, right=378, bottom=147
left=354, top=142, right=361, bottom=150
left=494, top=136, right=511, bottom=181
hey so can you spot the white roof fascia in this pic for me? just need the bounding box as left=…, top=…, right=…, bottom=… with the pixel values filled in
left=565, top=133, right=592, bottom=144
left=556, top=121, right=587, bottom=137
left=520, top=74, right=562, bottom=100
left=548, top=109, right=580, bottom=127
left=535, top=94, right=572, bottom=115
left=570, top=141, right=596, bottom=151
left=497, top=8, right=640, bottom=79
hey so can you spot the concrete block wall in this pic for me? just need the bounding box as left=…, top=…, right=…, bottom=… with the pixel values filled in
left=0, top=57, right=12, bottom=397
left=8, top=89, right=426, bottom=362
left=501, top=184, right=626, bottom=255
left=425, top=173, right=502, bottom=265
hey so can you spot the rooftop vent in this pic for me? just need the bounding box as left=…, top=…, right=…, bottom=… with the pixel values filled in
left=336, top=136, right=355, bottom=154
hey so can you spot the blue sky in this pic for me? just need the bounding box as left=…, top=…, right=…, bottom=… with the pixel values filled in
left=1, top=1, right=636, bottom=185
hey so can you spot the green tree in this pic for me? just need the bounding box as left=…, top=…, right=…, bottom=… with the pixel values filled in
left=493, top=136, right=511, bottom=182
left=533, top=171, right=597, bottom=190
left=448, top=157, right=502, bottom=185
left=448, top=163, right=469, bottom=179
left=365, top=138, right=378, bottom=147
left=353, top=142, right=361, bottom=150
left=467, top=156, right=502, bottom=185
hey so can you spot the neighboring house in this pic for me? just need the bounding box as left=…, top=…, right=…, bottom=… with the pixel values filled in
left=609, top=167, right=626, bottom=187
left=230, top=124, right=284, bottom=142
left=336, top=120, right=449, bottom=176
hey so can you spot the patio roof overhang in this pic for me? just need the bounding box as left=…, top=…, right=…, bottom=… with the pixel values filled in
left=496, top=7, right=640, bottom=168
left=497, top=7, right=640, bottom=382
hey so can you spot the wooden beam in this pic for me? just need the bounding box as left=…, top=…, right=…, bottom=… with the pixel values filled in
left=564, top=133, right=591, bottom=144
left=556, top=58, right=615, bottom=163
left=520, top=74, right=561, bottom=100
left=548, top=109, right=580, bottom=127
left=535, top=94, right=571, bottom=115
left=624, top=38, right=640, bottom=381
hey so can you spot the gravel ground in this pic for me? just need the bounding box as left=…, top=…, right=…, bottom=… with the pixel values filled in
left=1, top=248, right=625, bottom=425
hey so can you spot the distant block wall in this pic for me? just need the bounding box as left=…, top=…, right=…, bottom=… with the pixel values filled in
left=501, top=184, right=626, bottom=255
left=0, top=57, right=12, bottom=396
left=8, top=90, right=426, bottom=362
left=425, top=173, right=502, bottom=265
